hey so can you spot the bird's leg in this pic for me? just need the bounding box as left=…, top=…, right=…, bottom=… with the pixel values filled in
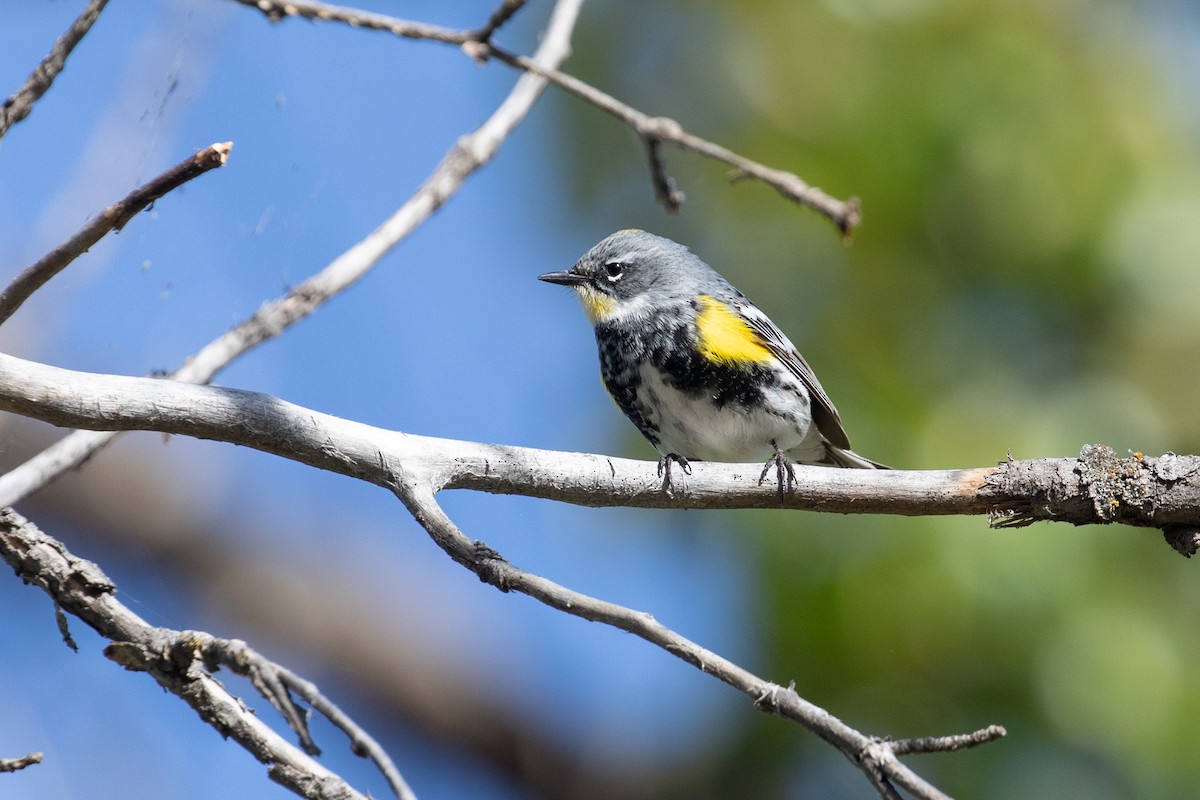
left=758, top=442, right=796, bottom=504
left=657, top=453, right=692, bottom=494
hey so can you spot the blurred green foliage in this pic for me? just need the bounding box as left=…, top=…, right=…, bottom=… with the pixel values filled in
left=561, top=0, right=1200, bottom=796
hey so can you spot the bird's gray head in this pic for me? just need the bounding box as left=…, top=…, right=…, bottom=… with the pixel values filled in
left=538, top=229, right=718, bottom=324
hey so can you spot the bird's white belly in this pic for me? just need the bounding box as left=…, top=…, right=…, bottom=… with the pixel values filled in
left=637, top=365, right=817, bottom=463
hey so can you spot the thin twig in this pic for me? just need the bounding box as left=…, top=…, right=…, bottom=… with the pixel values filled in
left=0, top=752, right=43, bottom=773
left=889, top=724, right=1008, bottom=756
left=488, top=46, right=863, bottom=234
left=228, top=0, right=862, bottom=234
left=0, top=142, right=232, bottom=326
left=0, top=0, right=584, bottom=508
left=54, top=600, right=78, bottom=651
left=644, top=136, right=685, bottom=211
left=0, top=0, right=109, bottom=139
left=202, top=638, right=319, bottom=755
left=202, top=637, right=417, bottom=800
left=277, top=664, right=416, bottom=800
left=230, top=0, right=468, bottom=44
left=473, top=0, right=530, bottom=43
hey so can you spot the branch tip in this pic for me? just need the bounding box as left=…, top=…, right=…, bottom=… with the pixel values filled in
left=206, top=140, right=233, bottom=164
left=840, top=196, right=862, bottom=240
left=0, top=752, right=43, bottom=774
left=887, top=723, right=1007, bottom=756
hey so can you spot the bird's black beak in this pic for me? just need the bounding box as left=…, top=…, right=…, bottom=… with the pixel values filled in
left=538, top=269, right=588, bottom=287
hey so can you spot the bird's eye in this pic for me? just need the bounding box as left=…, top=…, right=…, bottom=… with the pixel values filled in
left=604, top=261, right=625, bottom=281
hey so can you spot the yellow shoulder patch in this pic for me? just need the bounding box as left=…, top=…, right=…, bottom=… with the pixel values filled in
left=695, top=295, right=773, bottom=365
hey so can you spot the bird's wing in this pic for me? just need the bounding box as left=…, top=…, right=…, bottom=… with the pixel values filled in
left=736, top=300, right=853, bottom=450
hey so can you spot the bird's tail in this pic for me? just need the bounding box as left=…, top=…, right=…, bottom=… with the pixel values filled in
left=823, top=444, right=889, bottom=469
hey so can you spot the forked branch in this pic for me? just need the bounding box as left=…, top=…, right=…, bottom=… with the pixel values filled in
left=229, top=0, right=862, bottom=234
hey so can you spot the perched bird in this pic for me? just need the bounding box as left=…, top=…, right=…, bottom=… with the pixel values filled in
left=539, top=229, right=884, bottom=490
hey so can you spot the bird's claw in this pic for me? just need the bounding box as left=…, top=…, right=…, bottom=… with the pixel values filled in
left=758, top=447, right=796, bottom=505
left=657, top=453, right=691, bottom=493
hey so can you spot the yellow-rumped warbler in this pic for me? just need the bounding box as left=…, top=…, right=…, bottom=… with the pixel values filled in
left=540, top=229, right=884, bottom=489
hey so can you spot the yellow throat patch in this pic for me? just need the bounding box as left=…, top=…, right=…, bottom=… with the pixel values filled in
left=695, top=295, right=773, bottom=365
left=576, top=284, right=617, bottom=324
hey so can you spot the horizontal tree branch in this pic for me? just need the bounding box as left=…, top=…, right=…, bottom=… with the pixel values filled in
left=1, top=352, right=1196, bottom=546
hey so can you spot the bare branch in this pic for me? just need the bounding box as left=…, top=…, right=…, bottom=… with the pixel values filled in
left=0, top=0, right=109, bottom=139
left=275, top=663, right=416, bottom=800
left=0, top=142, right=232, bottom=326
left=0, top=508, right=374, bottom=800
left=488, top=47, right=863, bottom=233
left=2, top=352, right=1198, bottom=541
left=202, top=638, right=320, bottom=755
left=0, top=752, right=43, bottom=774
left=644, top=136, right=685, bottom=212
left=0, top=0, right=583, bottom=508
left=203, top=638, right=417, bottom=800
left=229, top=0, right=469, bottom=44
left=227, top=0, right=862, bottom=234
left=54, top=600, right=78, bottom=651
left=889, top=724, right=1008, bottom=756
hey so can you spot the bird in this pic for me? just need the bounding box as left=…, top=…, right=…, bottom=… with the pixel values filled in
left=539, top=229, right=885, bottom=492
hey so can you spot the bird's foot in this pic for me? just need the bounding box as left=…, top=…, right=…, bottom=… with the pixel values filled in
left=758, top=445, right=796, bottom=505
left=657, top=453, right=692, bottom=494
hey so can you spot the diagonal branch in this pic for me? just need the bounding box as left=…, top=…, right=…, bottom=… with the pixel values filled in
left=0, top=0, right=583, bottom=509
left=396, top=486, right=965, bottom=799
left=0, top=0, right=109, bottom=139
left=228, top=0, right=862, bottom=234
left=0, top=142, right=232, bottom=326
